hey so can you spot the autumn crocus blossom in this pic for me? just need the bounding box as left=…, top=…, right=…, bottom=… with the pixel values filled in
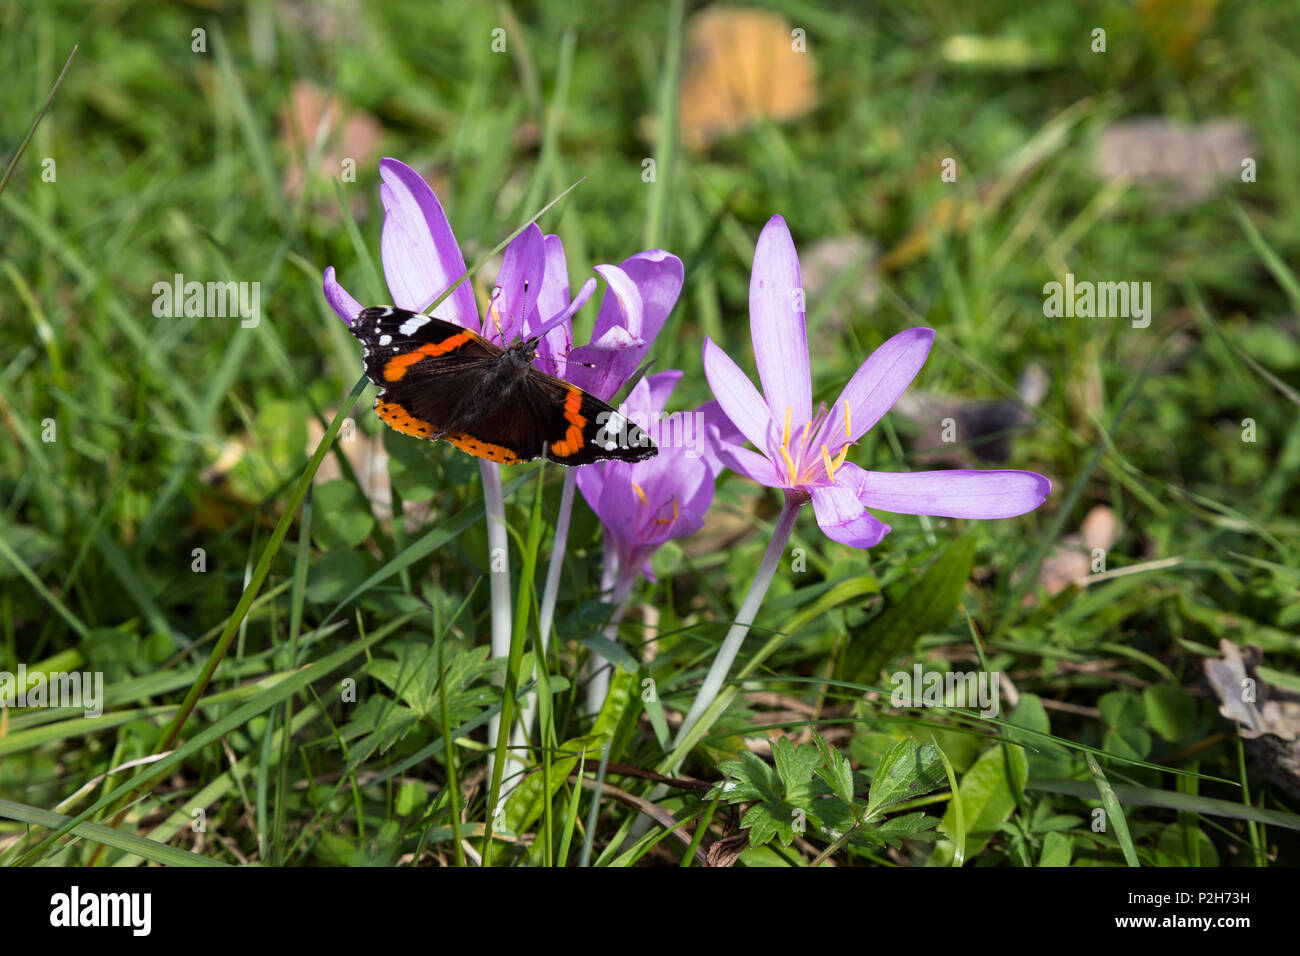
left=672, top=214, right=1050, bottom=755
left=323, top=158, right=684, bottom=392
left=704, top=215, right=1050, bottom=546
left=322, top=158, right=598, bottom=355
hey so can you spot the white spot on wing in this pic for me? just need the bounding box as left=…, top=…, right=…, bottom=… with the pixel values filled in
left=399, top=315, right=430, bottom=336
left=378, top=334, right=392, bottom=346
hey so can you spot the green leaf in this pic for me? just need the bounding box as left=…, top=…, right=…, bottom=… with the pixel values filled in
left=841, top=534, right=976, bottom=683
left=931, top=742, right=1028, bottom=865
left=853, top=811, right=941, bottom=849
left=814, top=732, right=855, bottom=805
left=504, top=733, right=604, bottom=835
left=1154, top=824, right=1219, bottom=867
left=1038, top=832, right=1073, bottom=867
left=395, top=780, right=424, bottom=817
left=307, top=550, right=369, bottom=604
left=1099, top=690, right=1152, bottom=760
left=711, top=751, right=802, bottom=848
left=591, top=666, right=640, bottom=756
left=1007, top=693, right=1069, bottom=777
left=0, top=520, right=60, bottom=579
left=1143, top=685, right=1198, bottom=743
left=312, top=479, right=375, bottom=549
left=931, top=736, right=965, bottom=866
left=867, top=737, right=948, bottom=820
left=771, top=736, right=821, bottom=799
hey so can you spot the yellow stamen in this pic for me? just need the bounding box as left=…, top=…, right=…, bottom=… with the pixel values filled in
left=778, top=406, right=798, bottom=483
left=778, top=444, right=797, bottom=484
left=821, top=445, right=837, bottom=482
left=832, top=442, right=851, bottom=474
left=631, top=482, right=649, bottom=507
left=845, top=402, right=852, bottom=439
left=654, top=497, right=680, bottom=526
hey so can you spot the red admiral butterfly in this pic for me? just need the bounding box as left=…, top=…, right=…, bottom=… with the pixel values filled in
left=349, top=306, right=657, bottom=467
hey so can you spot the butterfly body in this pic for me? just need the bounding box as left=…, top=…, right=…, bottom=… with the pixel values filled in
left=349, top=306, right=656, bottom=467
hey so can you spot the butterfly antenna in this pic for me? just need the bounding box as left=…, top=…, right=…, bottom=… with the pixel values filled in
left=535, top=353, right=597, bottom=371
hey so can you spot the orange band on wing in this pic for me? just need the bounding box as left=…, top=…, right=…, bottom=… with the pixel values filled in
left=382, top=332, right=472, bottom=382
left=375, top=399, right=436, bottom=439
left=442, top=432, right=523, bottom=465
left=549, top=386, right=587, bottom=457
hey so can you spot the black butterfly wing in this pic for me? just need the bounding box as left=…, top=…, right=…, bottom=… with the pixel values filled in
left=350, top=306, right=502, bottom=446
left=351, top=306, right=500, bottom=389
left=350, top=306, right=658, bottom=467
left=437, top=370, right=656, bottom=467
left=524, top=370, right=658, bottom=467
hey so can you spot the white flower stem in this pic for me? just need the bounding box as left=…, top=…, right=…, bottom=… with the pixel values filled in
left=479, top=460, right=521, bottom=786
left=671, top=493, right=803, bottom=749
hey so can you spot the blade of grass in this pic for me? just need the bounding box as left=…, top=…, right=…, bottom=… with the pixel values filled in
left=15, top=611, right=416, bottom=864
left=0, top=44, right=77, bottom=199
left=0, top=797, right=227, bottom=867
left=1085, top=753, right=1141, bottom=866
left=932, top=736, right=965, bottom=867
left=643, top=0, right=683, bottom=248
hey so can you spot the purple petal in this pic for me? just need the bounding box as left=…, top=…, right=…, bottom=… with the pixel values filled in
left=534, top=234, right=572, bottom=323
left=641, top=503, right=705, bottom=548
left=643, top=370, right=682, bottom=415
left=574, top=252, right=684, bottom=400
left=377, top=158, right=478, bottom=327
left=575, top=461, right=607, bottom=521
left=532, top=236, right=587, bottom=371
left=323, top=267, right=362, bottom=327
left=565, top=336, right=638, bottom=399
left=702, top=336, right=779, bottom=458
left=820, top=327, right=934, bottom=455
left=595, top=464, right=637, bottom=555
left=534, top=276, right=597, bottom=374
left=591, top=250, right=683, bottom=345
left=750, top=215, right=812, bottom=426
left=859, top=469, right=1052, bottom=519
left=631, top=448, right=708, bottom=512
left=487, top=224, right=545, bottom=344
left=716, top=441, right=787, bottom=488
left=565, top=265, right=644, bottom=399
left=593, top=263, right=644, bottom=339
left=810, top=467, right=891, bottom=548
left=695, top=399, right=747, bottom=478
left=678, top=459, right=718, bottom=519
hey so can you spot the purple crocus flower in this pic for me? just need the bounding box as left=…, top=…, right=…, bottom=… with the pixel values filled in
left=576, top=371, right=720, bottom=597
left=563, top=252, right=685, bottom=401
left=323, top=158, right=597, bottom=354
left=703, top=214, right=1051, bottom=546
left=670, top=214, right=1051, bottom=758
left=323, top=158, right=685, bottom=394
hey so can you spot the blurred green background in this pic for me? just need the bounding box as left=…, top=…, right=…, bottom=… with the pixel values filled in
left=1, top=0, right=1298, bottom=866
